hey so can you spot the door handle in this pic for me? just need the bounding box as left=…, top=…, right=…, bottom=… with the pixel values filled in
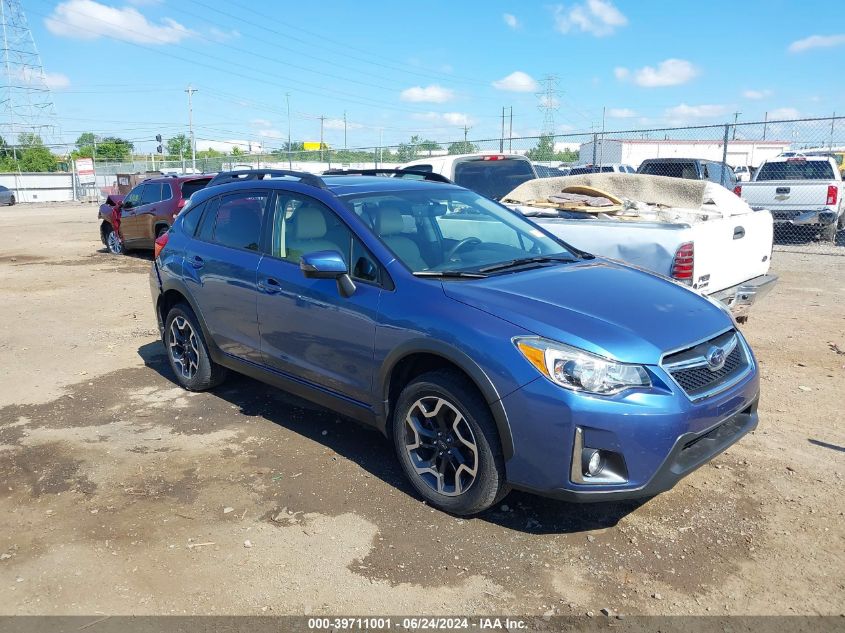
left=733, top=226, right=745, bottom=239
left=259, top=277, right=281, bottom=294
left=190, top=255, right=204, bottom=269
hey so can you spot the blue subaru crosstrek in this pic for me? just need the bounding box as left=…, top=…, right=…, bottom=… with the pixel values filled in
left=149, top=169, right=760, bottom=516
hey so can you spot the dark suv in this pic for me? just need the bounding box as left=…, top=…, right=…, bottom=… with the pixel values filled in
left=100, top=175, right=213, bottom=254
left=637, top=158, right=737, bottom=187
left=149, top=170, right=759, bottom=515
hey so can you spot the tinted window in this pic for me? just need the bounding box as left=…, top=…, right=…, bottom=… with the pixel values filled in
left=180, top=178, right=212, bottom=199
left=0, top=186, right=7, bottom=192
left=638, top=162, right=689, bottom=178
left=124, top=184, right=144, bottom=207
left=181, top=200, right=206, bottom=236
left=160, top=182, right=173, bottom=201
left=270, top=194, right=350, bottom=264
left=140, top=183, right=163, bottom=205
left=453, top=158, right=535, bottom=200
left=756, top=160, right=835, bottom=180
left=568, top=167, right=593, bottom=176
left=210, top=191, right=268, bottom=250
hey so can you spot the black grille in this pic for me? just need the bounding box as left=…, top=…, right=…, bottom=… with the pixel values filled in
left=664, top=332, right=750, bottom=398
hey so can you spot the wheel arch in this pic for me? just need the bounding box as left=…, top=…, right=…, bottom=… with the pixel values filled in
left=379, top=341, right=514, bottom=460
left=154, top=221, right=171, bottom=237
left=157, top=280, right=222, bottom=362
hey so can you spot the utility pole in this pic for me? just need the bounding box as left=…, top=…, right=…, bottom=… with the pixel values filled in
left=732, top=111, right=741, bottom=141
left=500, top=106, right=505, bottom=152
left=463, top=124, right=469, bottom=143
left=343, top=111, right=347, bottom=150
left=285, top=92, right=292, bottom=169
left=763, top=111, right=768, bottom=141
left=508, top=106, right=513, bottom=152
left=318, top=115, right=326, bottom=162
left=830, top=112, right=836, bottom=152
left=185, top=85, right=197, bottom=172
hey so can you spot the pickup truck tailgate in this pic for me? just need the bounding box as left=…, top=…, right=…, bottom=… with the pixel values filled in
left=740, top=181, right=838, bottom=219
left=691, top=209, right=773, bottom=294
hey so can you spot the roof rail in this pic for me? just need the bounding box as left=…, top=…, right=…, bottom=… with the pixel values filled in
left=207, top=169, right=326, bottom=189
left=321, top=168, right=452, bottom=184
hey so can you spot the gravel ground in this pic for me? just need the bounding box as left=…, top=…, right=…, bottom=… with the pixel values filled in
left=0, top=202, right=842, bottom=617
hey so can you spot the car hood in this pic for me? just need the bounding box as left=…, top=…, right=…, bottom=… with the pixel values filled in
left=442, top=259, right=732, bottom=364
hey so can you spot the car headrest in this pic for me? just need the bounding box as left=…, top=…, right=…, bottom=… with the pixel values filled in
left=294, top=205, right=327, bottom=239
left=374, top=206, right=405, bottom=236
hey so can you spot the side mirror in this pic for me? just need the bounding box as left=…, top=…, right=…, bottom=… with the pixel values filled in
left=121, top=200, right=133, bottom=210
left=300, top=250, right=356, bottom=298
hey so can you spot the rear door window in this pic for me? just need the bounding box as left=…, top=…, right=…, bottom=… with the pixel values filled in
left=208, top=191, right=269, bottom=251
left=140, top=183, right=163, bottom=205
left=453, top=158, right=536, bottom=200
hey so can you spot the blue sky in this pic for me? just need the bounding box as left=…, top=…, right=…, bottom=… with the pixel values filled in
left=20, top=0, right=845, bottom=153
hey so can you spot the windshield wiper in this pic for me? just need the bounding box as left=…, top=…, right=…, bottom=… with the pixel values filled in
left=478, top=255, right=576, bottom=274
left=413, top=270, right=488, bottom=279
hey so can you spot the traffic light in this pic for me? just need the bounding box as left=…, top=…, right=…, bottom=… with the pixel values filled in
left=155, top=134, right=163, bottom=154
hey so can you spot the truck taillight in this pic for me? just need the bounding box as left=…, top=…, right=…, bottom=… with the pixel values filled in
left=827, top=185, right=838, bottom=206
left=482, top=155, right=506, bottom=161
left=733, top=185, right=742, bottom=197
left=154, top=231, right=169, bottom=260
left=671, top=242, right=694, bottom=285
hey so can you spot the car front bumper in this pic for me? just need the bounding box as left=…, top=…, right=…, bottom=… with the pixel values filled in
left=499, top=351, right=760, bottom=502
left=709, top=274, right=778, bottom=318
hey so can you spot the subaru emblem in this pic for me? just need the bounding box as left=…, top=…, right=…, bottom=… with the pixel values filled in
left=706, top=346, right=727, bottom=371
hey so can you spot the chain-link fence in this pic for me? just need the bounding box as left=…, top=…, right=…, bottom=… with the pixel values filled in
left=90, top=115, right=845, bottom=255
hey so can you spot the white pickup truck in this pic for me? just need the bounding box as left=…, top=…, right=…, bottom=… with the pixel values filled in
left=496, top=173, right=777, bottom=320
left=735, top=155, right=844, bottom=242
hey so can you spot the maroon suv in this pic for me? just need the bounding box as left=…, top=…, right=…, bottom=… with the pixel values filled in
left=99, top=175, right=213, bottom=254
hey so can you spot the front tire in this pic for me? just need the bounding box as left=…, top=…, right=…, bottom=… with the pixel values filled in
left=105, top=226, right=124, bottom=254
left=392, top=369, right=507, bottom=516
left=164, top=303, right=227, bottom=391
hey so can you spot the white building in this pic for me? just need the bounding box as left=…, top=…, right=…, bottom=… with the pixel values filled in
left=195, top=139, right=264, bottom=154
left=577, top=138, right=792, bottom=169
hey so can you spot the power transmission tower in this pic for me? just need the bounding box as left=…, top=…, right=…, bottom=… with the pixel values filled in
left=185, top=85, right=197, bottom=172
left=0, top=0, right=60, bottom=159
left=536, top=75, right=560, bottom=136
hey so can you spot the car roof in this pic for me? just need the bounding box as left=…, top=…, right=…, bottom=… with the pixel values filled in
left=189, top=174, right=464, bottom=205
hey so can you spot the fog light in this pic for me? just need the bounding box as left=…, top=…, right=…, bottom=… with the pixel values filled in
left=583, top=449, right=604, bottom=477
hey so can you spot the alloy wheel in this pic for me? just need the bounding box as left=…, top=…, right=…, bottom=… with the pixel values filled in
left=403, top=396, right=479, bottom=496
left=169, top=316, right=200, bottom=380
left=107, top=230, right=123, bottom=254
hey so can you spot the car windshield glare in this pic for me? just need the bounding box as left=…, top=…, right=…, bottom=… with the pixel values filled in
left=341, top=189, right=575, bottom=275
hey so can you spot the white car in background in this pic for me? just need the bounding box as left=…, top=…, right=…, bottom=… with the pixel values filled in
left=569, top=163, right=637, bottom=175
left=401, top=152, right=537, bottom=201
left=734, top=165, right=754, bottom=182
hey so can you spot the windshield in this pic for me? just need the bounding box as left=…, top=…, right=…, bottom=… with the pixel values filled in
left=341, top=188, right=576, bottom=275
left=756, top=161, right=835, bottom=180
left=453, top=158, right=536, bottom=200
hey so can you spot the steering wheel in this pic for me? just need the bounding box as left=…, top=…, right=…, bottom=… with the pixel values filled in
left=445, top=237, right=482, bottom=261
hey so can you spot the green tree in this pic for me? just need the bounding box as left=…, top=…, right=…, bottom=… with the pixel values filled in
left=448, top=140, right=478, bottom=155
left=196, top=148, right=223, bottom=159
left=95, top=136, right=133, bottom=160
left=166, top=134, right=191, bottom=158
left=525, top=134, right=556, bottom=162
left=231, top=146, right=243, bottom=156
left=16, top=133, right=56, bottom=172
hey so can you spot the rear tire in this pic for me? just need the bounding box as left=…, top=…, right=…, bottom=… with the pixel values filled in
left=164, top=303, right=227, bottom=391
left=8, top=195, right=15, bottom=206
left=392, top=369, right=508, bottom=516
left=820, top=222, right=837, bottom=242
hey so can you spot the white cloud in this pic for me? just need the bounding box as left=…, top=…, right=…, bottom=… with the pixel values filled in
left=742, top=89, right=772, bottom=100
left=632, top=59, right=698, bottom=87
left=43, top=72, right=71, bottom=89
left=788, top=34, right=845, bottom=53
left=45, top=0, right=192, bottom=44
left=553, top=0, right=627, bottom=37
left=250, top=118, right=272, bottom=128
left=607, top=108, right=636, bottom=118
left=664, top=103, right=728, bottom=123
left=411, top=112, right=475, bottom=127
left=323, top=118, right=363, bottom=130
left=768, top=107, right=801, bottom=120
left=492, top=71, right=538, bottom=92
left=257, top=129, right=284, bottom=139
left=400, top=84, right=454, bottom=103
left=613, top=67, right=629, bottom=80
left=503, top=13, right=519, bottom=29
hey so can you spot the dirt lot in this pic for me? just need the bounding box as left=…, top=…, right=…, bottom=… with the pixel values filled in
left=0, top=202, right=843, bottom=617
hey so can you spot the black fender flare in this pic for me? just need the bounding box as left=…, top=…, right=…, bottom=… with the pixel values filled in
left=378, top=339, right=514, bottom=460
left=158, top=278, right=224, bottom=363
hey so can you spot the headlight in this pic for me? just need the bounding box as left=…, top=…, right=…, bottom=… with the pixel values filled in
left=514, top=337, right=650, bottom=395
